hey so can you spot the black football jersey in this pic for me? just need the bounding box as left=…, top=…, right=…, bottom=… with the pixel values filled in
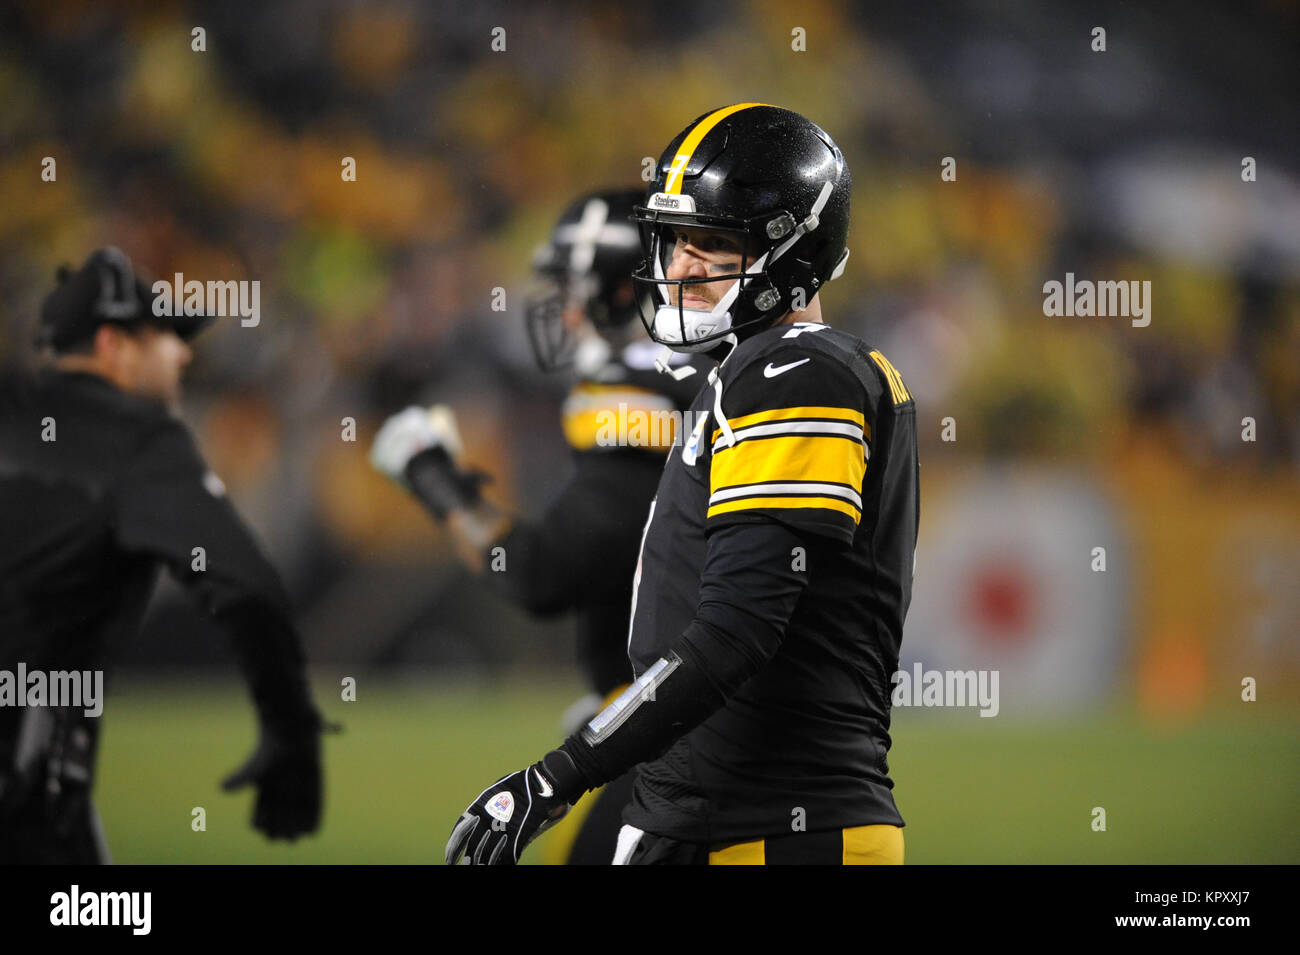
left=488, top=341, right=706, bottom=697
left=623, top=321, right=919, bottom=843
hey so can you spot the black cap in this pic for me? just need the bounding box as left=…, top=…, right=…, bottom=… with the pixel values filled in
left=36, top=247, right=214, bottom=352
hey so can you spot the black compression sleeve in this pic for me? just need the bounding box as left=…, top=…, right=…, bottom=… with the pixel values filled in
left=687, top=519, right=809, bottom=696
left=548, top=521, right=811, bottom=797
left=404, top=447, right=483, bottom=520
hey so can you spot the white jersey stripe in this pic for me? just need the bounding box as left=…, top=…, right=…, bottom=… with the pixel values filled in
left=726, top=419, right=864, bottom=443
left=709, top=481, right=863, bottom=509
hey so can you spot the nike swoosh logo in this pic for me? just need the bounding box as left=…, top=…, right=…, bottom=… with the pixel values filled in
left=533, top=769, right=554, bottom=798
left=764, top=358, right=811, bottom=378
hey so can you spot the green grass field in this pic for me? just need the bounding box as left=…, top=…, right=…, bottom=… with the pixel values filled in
left=93, top=675, right=1300, bottom=864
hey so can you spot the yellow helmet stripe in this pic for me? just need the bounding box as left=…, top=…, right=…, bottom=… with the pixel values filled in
left=664, top=102, right=771, bottom=194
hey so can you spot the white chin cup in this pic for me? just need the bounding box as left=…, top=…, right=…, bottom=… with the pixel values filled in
left=652, top=304, right=732, bottom=353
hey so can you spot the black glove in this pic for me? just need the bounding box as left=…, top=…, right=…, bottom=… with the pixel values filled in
left=221, top=720, right=324, bottom=840
left=444, top=755, right=578, bottom=865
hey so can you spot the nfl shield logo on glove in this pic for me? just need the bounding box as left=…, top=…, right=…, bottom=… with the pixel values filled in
left=487, top=792, right=515, bottom=823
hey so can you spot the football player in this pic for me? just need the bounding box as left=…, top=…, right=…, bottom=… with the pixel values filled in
left=370, top=189, right=703, bottom=864
left=444, top=104, right=919, bottom=865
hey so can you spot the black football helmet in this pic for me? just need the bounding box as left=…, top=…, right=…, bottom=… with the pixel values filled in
left=631, top=104, right=852, bottom=352
left=525, top=188, right=648, bottom=371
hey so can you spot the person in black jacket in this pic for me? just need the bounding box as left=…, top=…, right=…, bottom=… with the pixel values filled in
left=370, top=189, right=705, bottom=864
left=0, top=248, right=326, bottom=864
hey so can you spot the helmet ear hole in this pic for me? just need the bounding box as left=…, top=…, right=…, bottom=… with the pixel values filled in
left=765, top=214, right=796, bottom=240
left=740, top=275, right=781, bottom=314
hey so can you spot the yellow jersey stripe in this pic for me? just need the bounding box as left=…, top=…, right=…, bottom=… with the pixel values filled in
left=713, top=405, right=866, bottom=444
left=708, top=494, right=862, bottom=521
left=707, top=826, right=903, bottom=865
left=562, top=410, right=678, bottom=452
left=562, top=383, right=680, bottom=451
left=841, top=824, right=905, bottom=865
left=712, top=433, right=866, bottom=493
left=665, top=103, right=770, bottom=194
left=708, top=839, right=766, bottom=865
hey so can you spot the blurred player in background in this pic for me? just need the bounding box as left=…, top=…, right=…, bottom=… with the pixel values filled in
left=370, top=189, right=705, bottom=864
left=0, top=248, right=327, bottom=863
left=445, top=104, right=919, bottom=866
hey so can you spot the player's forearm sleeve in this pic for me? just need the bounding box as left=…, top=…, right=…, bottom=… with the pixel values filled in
left=686, top=519, right=809, bottom=696
left=548, top=521, right=810, bottom=797
left=404, top=447, right=483, bottom=520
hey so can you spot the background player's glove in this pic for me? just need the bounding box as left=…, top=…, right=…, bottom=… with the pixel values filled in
left=370, top=405, right=486, bottom=518
left=221, top=719, right=323, bottom=840
left=369, top=405, right=464, bottom=482
left=444, top=755, right=578, bottom=865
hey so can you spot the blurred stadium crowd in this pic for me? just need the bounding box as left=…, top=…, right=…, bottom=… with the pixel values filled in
left=1, top=0, right=1296, bottom=703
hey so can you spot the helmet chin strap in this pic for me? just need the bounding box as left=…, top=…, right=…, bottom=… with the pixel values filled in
left=654, top=347, right=700, bottom=379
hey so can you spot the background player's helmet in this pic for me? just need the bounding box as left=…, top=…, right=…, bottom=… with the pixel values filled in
left=525, top=188, right=648, bottom=371
left=631, top=104, right=852, bottom=352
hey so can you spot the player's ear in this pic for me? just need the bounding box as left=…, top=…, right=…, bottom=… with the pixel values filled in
left=92, top=323, right=118, bottom=356
left=93, top=322, right=134, bottom=360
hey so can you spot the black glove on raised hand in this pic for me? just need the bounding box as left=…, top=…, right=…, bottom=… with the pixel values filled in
left=444, top=752, right=583, bottom=865
left=221, top=718, right=324, bottom=841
